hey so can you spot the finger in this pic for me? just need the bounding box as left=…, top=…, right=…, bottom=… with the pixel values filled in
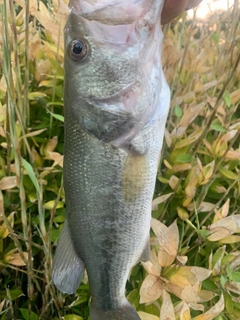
left=186, top=0, right=203, bottom=10
left=161, top=0, right=203, bottom=24
left=161, top=0, right=189, bottom=24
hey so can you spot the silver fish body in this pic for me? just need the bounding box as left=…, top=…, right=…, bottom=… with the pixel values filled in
left=52, top=1, right=170, bottom=319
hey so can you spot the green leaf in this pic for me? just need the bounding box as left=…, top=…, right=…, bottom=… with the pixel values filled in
left=226, top=293, right=234, bottom=314
left=219, top=168, right=239, bottom=180
left=202, top=279, right=218, bottom=291
left=3, top=289, right=24, bottom=301
left=220, top=275, right=227, bottom=287
left=211, top=32, right=220, bottom=43
left=211, top=119, right=226, bottom=132
left=46, top=109, right=64, bottom=122
left=47, top=101, right=64, bottom=107
left=21, top=158, right=40, bottom=194
left=70, top=293, right=89, bottom=306
left=20, top=309, right=38, bottom=320
left=230, top=272, right=240, bottom=282
left=127, top=289, right=140, bottom=309
left=212, top=247, right=225, bottom=268
left=63, top=315, right=84, bottom=320
left=223, top=90, right=231, bottom=107
left=51, top=228, right=61, bottom=242
left=28, top=92, right=47, bottom=100
left=174, top=105, right=182, bottom=118
left=175, top=154, right=193, bottom=163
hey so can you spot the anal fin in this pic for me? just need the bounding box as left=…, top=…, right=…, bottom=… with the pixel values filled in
left=52, top=219, right=85, bottom=294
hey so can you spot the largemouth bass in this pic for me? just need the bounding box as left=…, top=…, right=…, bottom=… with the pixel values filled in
left=52, top=0, right=170, bottom=319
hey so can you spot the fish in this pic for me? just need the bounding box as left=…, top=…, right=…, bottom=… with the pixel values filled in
left=52, top=0, right=170, bottom=319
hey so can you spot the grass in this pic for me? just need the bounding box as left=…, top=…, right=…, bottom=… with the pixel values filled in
left=0, top=0, right=239, bottom=319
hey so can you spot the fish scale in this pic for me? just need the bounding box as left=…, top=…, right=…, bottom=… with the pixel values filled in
left=52, top=0, right=170, bottom=319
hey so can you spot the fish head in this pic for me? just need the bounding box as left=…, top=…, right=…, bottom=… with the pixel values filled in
left=64, top=0, right=168, bottom=146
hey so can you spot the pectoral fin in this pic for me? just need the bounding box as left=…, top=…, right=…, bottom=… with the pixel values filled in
left=52, top=219, right=85, bottom=294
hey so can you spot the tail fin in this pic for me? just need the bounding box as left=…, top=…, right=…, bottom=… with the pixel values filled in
left=90, top=300, right=141, bottom=320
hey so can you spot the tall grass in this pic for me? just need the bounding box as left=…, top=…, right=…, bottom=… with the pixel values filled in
left=0, top=0, right=239, bottom=319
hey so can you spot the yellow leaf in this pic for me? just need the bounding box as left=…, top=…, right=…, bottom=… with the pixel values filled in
left=142, top=261, right=160, bottom=277
left=212, top=198, right=230, bottom=223
left=47, top=152, right=64, bottom=167
left=182, top=91, right=196, bottom=104
left=222, top=130, right=238, bottom=142
left=20, top=129, right=46, bottom=140
left=172, top=163, right=192, bottom=172
left=0, top=190, right=4, bottom=216
left=177, top=207, right=189, bottom=220
left=165, top=128, right=172, bottom=148
left=225, top=281, right=240, bottom=295
left=44, top=200, right=64, bottom=210
left=180, top=307, right=191, bottom=320
left=198, top=290, right=216, bottom=302
left=219, top=235, right=240, bottom=244
left=175, top=129, right=203, bottom=149
left=225, top=150, right=240, bottom=160
left=195, top=80, right=218, bottom=93
left=160, top=290, right=175, bottom=320
left=151, top=219, right=178, bottom=267
left=14, top=0, right=25, bottom=7
left=29, top=0, right=38, bottom=15
left=176, top=256, right=188, bottom=266
left=168, top=175, right=179, bottom=190
left=207, top=226, right=231, bottom=241
left=164, top=159, right=172, bottom=170
left=185, top=186, right=196, bottom=198
left=152, top=193, right=174, bottom=211
left=0, top=176, right=17, bottom=190
left=4, top=252, right=28, bottom=266
left=0, top=126, right=6, bottom=138
left=193, top=294, right=224, bottom=320
left=139, top=274, right=163, bottom=304
left=176, top=266, right=211, bottom=285
left=189, top=303, right=205, bottom=312
left=200, top=160, right=215, bottom=185
left=46, top=136, right=58, bottom=152
left=208, top=214, right=240, bottom=241
left=166, top=273, right=199, bottom=303
left=0, top=212, right=15, bottom=239
left=175, top=302, right=191, bottom=320
left=138, top=311, right=159, bottom=320
left=230, top=88, right=240, bottom=104
left=179, top=102, right=205, bottom=128
left=35, top=59, right=52, bottom=83
left=187, top=202, right=215, bottom=213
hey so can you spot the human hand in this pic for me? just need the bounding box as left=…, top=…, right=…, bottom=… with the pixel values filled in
left=161, top=0, right=203, bottom=24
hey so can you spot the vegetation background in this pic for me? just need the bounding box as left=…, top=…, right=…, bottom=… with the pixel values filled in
left=0, top=0, right=239, bottom=319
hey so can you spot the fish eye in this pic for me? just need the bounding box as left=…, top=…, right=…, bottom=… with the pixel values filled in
left=69, top=39, right=87, bottom=61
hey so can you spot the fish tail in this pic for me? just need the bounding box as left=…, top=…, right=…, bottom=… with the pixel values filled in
left=90, top=300, right=141, bottom=320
